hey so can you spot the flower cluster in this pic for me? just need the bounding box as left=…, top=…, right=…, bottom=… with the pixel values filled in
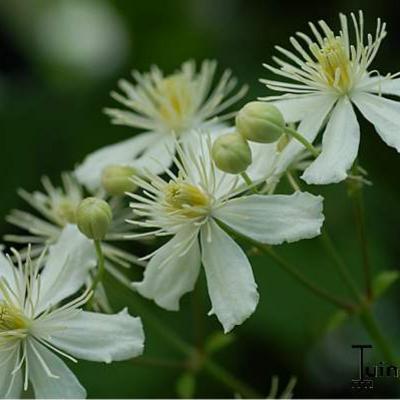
left=2, top=11, right=400, bottom=398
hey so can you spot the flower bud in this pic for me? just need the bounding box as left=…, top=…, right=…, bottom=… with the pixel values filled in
left=76, top=197, right=112, bottom=240
left=212, top=132, right=252, bottom=174
left=101, top=165, right=137, bottom=196
left=236, top=101, right=285, bottom=143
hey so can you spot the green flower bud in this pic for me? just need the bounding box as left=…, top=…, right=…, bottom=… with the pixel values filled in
left=212, top=132, right=252, bottom=174
left=76, top=197, right=112, bottom=240
left=236, top=101, right=285, bottom=143
left=101, top=165, right=137, bottom=196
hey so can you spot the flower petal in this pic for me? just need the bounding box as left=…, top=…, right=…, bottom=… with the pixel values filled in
left=247, top=141, right=280, bottom=182
left=352, top=92, right=400, bottom=152
left=302, top=97, right=360, bottom=184
left=0, top=346, right=23, bottom=399
left=37, top=225, right=97, bottom=313
left=0, top=252, right=16, bottom=299
left=75, top=131, right=162, bottom=192
left=131, top=133, right=175, bottom=174
left=27, top=339, right=86, bottom=399
left=357, top=76, right=400, bottom=96
left=45, top=308, right=144, bottom=363
left=267, top=93, right=336, bottom=123
left=273, top=94, right=337, bottom=177
left=200, top=219, right=259, bottom=333
left=132, top=227, right=201, bottom=311
left=214, top=192, right=324, bottom=244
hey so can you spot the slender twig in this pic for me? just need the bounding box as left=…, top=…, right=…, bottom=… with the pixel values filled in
left=320, top=229, right=365, bottom=304
left=240, top=171, right=258, bottom=193
left=108, top=276, right=262, bottom=398
left=132, top=356, right=187, bottom=369
left=285, top=127, right=319, bottom=157
left=351, top=188, right=373, bottom=300
left=360, top=309, right=398, bottom=365
left=217, top=220, right=356, bottom=312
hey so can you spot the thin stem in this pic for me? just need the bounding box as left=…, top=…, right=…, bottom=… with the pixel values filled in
left=286, top=171, right=300, bottom=191
left=132, top=356, right=187, bottom=369
left=90, top=240, right=105, bottom=294
left=320, top=229, right=365, bottom=304
left=284, top=127, right=319, bottom=157
left=260, top=244, right=355, bottom=312
left=217, top=220, right=355, bottom=312
left=360, top=309, right=398, bottom=365
left=109, top=277, right=261, bottom=398
left=351, top=188, right=373, bottom=300
left=240, top=171, right=257, bottom=193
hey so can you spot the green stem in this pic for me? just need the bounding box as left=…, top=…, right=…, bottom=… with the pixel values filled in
left=351, top=188, right=373, bottom=300
left=258, top=244, right=355, bottom=312
left=90, top=240, right=105, bottom=294
left=284, top=127, right=319, bottom=158
left=240, top=171, right=257, bottom=193
left=320, top=229, right=365, bottom=304
left=217, top=220, right=355, bottom=312
left=109, top=278, right=261, bottom=398
left=360, top=309, right=398, bottom=365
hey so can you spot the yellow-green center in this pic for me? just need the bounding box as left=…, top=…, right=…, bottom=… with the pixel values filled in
left=164, top=181, right=210, bottom=218
left=310, top=36, right=352, bottom=92
left=156, top=74, right=195, bottom=132
left=0, top=303, right=29, bottom=333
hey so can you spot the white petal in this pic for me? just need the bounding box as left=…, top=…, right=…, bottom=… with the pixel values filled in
left=214, top=192, right=324, bottom=244
left=132, top=227, right=201, bottom=311
left=274, top=94, right=337, bottom=176
left=131, top=134, right=175, bottom=174
left=27, top=339, right=86, bottom=399
left=75, top=131, right=162, bottom=192
left=357, top=76, right=400, bottom=96
left=302, top=97, right=360, bottom=184
left=37, top=225, right=97, bottom=313
left=270, top=93, right=336, bottom=123
left=200, top=219, right=259, bottom=333
left=247, top=141, right=280, bottom=182
left=0, top=346, right=23, bottom=399
left=352, top=92, right=400, bottom=152
left=45, top=309, right=144, bottom=363
left=0, top=252, right=17, bottom=300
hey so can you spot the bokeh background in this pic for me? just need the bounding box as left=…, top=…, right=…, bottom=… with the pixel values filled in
left=1, top=0, right=400, bottom=398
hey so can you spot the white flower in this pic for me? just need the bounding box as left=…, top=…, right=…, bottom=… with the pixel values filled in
left=75, top=60, right=247, bottom=192
left=128, top=139, right=324, bottom=332
left=260, top=11, right=400, bottom=184
left=0, top=225, right=144, bottom=399
left=4, top=174, right=145, bottom=309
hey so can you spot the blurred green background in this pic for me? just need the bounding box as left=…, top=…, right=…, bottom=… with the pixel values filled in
left=1, top=0, right=400, bottom=398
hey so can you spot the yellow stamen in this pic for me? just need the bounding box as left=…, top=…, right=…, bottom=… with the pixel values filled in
left=310, top=35, right=352, bottom=92
left=0, top=303, right=29, bottom=332
left=157, top=74, right=195, bottom=132
left=164, top=181, right=210, bottom=218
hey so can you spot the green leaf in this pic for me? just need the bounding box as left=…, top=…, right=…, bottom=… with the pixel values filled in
left=373, top=270, right=400, bottom=299
left=204, top=331, right=235, bottom=355
left=176, top=372, right=196, bottom=399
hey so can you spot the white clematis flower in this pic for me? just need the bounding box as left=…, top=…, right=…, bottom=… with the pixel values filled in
left=260, top=11, right=400, bottom=184
left=0, top=225, right=144, bottom=399
left=4, top=173, right=145, bottom=308
left=75, top=60, right=247, bottom=192
left=128, top=139, right=324, bottom=332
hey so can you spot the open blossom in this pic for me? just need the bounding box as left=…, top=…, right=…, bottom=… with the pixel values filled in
left=75, top=60, right=247, bottom=192
left=4, top=173, right=145, bottom=309
left=128, top=139, right=324, bottom=332
left=0, top=225, right=144, bottom=399
left=261, top=11, right=400, bottom=184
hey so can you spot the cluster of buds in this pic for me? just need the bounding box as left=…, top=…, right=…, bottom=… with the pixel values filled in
left=212, top=101, right=286, bottom=174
